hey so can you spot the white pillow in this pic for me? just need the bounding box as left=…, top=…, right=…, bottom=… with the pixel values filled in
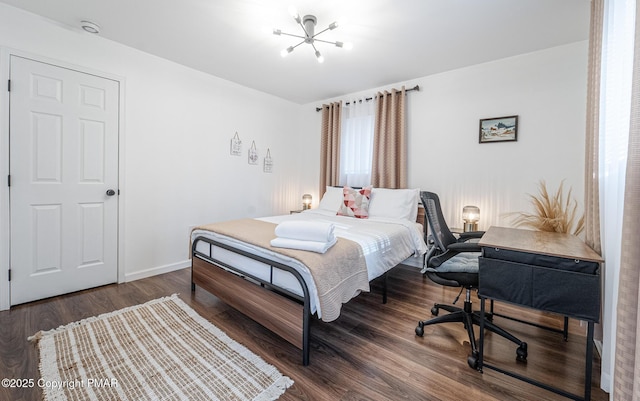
left=318, top=186, right=344, bottom=213
left=368, top=188, right=420, bottom=222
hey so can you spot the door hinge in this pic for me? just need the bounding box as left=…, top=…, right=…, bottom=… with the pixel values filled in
left=7, top=175, right=10, bottom=187
left=8, top=269, right=11, bottom=282
left=7, top=80, right=10, bottom=92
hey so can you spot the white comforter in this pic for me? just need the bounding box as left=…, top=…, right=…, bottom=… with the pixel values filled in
left=191, top=209, right=427, bottom=319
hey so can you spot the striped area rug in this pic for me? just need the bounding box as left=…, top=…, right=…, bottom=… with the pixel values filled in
left=29, top=294, right=293, bottom=401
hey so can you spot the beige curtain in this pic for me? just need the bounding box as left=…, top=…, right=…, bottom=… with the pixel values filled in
left=585, top=0, right=605, bottom=346
left=319, top=102, right=342, bottom=196
left=584, top=0, right=604, bottom=256
left=613, top=2, right=640, bottom=399
left=371, top=86, right=407, bottom=189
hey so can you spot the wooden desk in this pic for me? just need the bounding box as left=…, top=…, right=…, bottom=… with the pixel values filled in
left=477, top=226, right=603, bottom=401
left=479, top=226, right=603, bottom=263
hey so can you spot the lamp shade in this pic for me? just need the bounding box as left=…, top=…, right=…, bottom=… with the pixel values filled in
left=462, top=205, right=480, bottom=223
left=302, top=194, right=312, bottom=210
left=462, top=205, right=480, bottom=232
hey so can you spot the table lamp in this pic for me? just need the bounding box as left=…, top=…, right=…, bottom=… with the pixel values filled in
left=462, top=205, right=480, bottom=232
left=302, top=194, right=312, bottom=210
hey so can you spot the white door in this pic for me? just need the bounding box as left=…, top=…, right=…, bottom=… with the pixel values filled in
left=9, top=56, right=119, bottom=305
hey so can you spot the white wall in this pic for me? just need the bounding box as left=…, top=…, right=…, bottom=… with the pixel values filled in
left=299, top=41, right=589, bottom=232
left=0, top=8, right=602, bottom=388
left=0, top=3, right=589, bottom=311
left=0, top=3, right=306, bottom=308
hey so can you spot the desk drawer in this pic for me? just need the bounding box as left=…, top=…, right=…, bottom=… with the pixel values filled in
left=482, top=247, right=599, bottom=274
left=479, top=257, right=600, bottom=322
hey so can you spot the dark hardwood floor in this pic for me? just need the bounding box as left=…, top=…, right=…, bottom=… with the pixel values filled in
left=0, top=265, right=608, bottom=401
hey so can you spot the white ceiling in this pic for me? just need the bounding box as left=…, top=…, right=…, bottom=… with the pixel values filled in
left=0, top=0, right=590, bottom=104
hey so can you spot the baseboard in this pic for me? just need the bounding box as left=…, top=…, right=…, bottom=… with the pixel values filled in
left=0, top=294, right=8, bottom=311
left=124, top=260, right=190, bottom=283
left=594, top=338, right=603, bottom=358
left=600, top=370, right=611, bottom=394
left=592, top=338, right=610, bottom=395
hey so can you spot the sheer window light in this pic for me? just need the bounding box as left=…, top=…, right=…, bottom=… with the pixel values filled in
left=598, top=0, right=635, bottom=392
left=339, top=99, right=375, bottom=187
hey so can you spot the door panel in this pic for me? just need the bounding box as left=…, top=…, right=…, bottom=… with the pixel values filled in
left=9, top=56, right=119, bottom=305
left=32, top=112, right=62, bottom=182
left=32, top=204, right=62, bottom=274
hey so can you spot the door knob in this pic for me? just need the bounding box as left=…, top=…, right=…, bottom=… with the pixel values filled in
left=106, top=189, right=116, bottom=196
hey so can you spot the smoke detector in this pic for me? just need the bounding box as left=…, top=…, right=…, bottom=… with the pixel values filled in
left=81, top=20, right=100, bottom=34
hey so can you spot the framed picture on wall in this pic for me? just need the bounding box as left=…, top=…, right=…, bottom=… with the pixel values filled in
left=230, top=132, right=242, bottom=156
left=263, top=148, right=273, bottom=173
left=248, top=140, right=258, bottom=165
left=479, top=115, right=518, bottom=143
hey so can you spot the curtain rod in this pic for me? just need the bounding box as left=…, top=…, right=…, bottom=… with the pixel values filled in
left=315, top=85, right=420, bottom=112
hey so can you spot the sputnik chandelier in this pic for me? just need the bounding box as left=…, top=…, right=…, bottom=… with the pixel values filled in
left=273, top=9, right=352, bottom=63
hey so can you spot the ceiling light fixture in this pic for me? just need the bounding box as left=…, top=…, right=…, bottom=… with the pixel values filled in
left=80, top=20, right=100, bottom=34
left=273, top=10, right=352, bottom=63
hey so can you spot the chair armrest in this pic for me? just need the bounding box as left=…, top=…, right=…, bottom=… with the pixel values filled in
left=447, top=242, right=481, bottom=253
left=457, top=231, right=485, bottom=241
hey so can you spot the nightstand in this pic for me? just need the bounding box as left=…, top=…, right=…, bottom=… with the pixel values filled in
left=290, top=210, right=303, bottom=214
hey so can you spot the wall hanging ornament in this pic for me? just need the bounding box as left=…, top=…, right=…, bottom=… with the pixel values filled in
left=230, top=132, right=242, bottom=156
left=263, top=148, right=273, bottom=173
left=248, top=140, right=259, bottom=165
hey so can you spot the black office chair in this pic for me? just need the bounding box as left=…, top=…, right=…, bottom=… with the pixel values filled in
left=415, top=191, right=527, bottom=369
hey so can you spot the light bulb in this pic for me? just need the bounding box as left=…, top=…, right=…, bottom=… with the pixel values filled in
left=315, top=51, right=324, bottom=63
left=281, top=46, right=293, bottom=58
left=288, top=6, right=301, bottom=23
left=462, top=206, right=480, bottom=223
left=343, top=42, right=353, bottom=50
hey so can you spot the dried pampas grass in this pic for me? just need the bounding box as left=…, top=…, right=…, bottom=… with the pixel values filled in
left=511, top=180, right=584, bottom=236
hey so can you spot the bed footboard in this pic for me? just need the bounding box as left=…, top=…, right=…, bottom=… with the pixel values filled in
left=191, top=236, right=311, bottom=365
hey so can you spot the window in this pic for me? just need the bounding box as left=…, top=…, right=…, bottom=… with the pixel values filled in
left=599, top=0, right=636, bottom=392
left=339, top=99, right=375, bottom=187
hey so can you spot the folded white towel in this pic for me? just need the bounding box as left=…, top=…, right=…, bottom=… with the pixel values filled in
left=270, top=237, right=337, bottom=254
left=274, top=220, right=336, bottom=243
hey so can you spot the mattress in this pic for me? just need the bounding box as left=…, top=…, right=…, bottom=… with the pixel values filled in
left=191, top=209, right=427, bottom=319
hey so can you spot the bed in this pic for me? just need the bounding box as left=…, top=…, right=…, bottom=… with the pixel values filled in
left=191, top=186, right=427, bottom=365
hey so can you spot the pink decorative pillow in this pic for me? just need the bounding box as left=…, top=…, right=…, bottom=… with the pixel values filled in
left=337, top=186, right=372, bottom=219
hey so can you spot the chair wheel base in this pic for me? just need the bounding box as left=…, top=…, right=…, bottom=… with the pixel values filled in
left=415, top=322, right=424, bottom=337
left=431, top=306, right=439, bottom=316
